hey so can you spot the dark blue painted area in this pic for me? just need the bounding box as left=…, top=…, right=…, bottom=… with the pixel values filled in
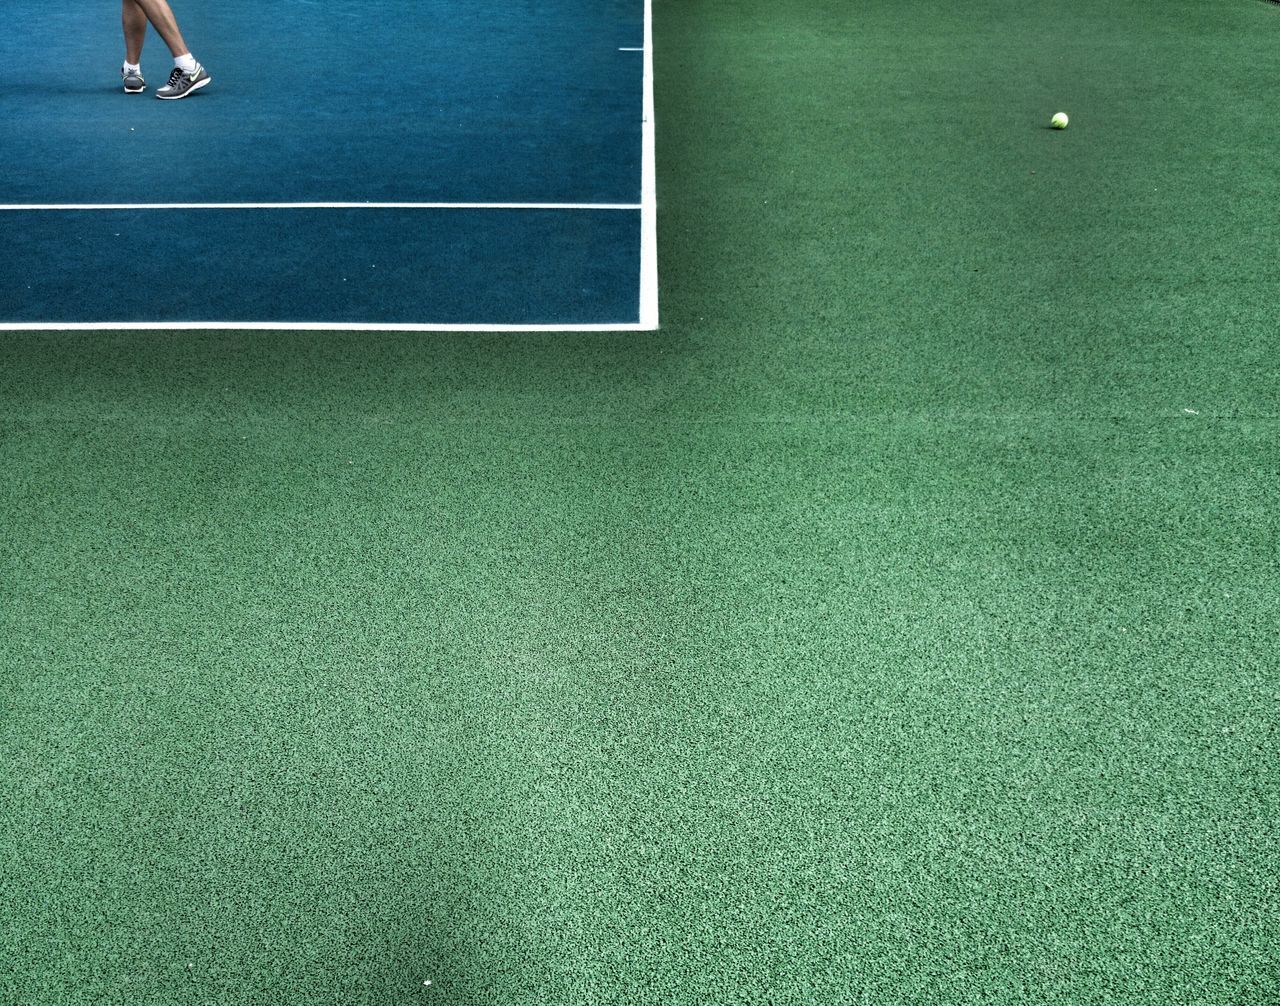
left=0, top=209, right=640, bottom=325
left=1, top=0, right=643, bottom=205
left=0, top=1, right=646, bottom=326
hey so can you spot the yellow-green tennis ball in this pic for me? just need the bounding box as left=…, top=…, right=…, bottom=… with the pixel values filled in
left=1051, top=112, right=1069, bottom=129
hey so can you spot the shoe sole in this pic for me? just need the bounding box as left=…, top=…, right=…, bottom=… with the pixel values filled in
left=156, top=75, right=211, bottom=100
left=124, top=85, right=145, bottom=93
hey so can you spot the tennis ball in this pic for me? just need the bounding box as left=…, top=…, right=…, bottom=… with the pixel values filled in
left=1051, top=112, right=1069, bottom=129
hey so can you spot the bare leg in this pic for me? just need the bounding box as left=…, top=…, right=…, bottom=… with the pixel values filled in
left=129, top=0, right=192, bottom=59
left=122, top=0, right=147, bottom=64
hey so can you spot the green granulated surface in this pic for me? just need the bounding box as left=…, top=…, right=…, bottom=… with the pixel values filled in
left=1, top=1, right=1277, bottom=1003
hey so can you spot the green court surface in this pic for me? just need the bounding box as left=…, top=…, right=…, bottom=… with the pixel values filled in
left=2, top=1, right=1278, bottom=1004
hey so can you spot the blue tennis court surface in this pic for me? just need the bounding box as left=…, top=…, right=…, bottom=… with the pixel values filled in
left=0, top=0, right=657, bottom=330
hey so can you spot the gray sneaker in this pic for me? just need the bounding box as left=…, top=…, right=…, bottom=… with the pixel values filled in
left=122, top=67, right=146, bottom=93
left=156, top=63, right=211, bottom=100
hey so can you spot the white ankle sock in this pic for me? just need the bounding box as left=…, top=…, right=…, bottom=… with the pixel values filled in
left=123, top=61, right=141, bottom=75
left=174, top=53, right=197, bottom=74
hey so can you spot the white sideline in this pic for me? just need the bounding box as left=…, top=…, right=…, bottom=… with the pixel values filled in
left=0, top=322, right=652, bottom=332
left=638, top=0, right=659, bottom=331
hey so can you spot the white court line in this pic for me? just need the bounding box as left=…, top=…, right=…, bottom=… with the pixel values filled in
left=0, top=322, right=653, bottom=332
left=0, top=202, right=640, bottom=212
left=638, top=0, right=659, bottom=330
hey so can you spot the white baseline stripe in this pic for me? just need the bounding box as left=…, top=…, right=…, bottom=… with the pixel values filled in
left=0, top=202, right=640, bottom=211
left=0, top=322, right=653, bottom=332
left=638, top=0, right=659, bottom=330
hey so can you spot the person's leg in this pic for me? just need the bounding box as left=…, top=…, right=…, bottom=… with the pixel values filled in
left=122, top=0, right=147, bottom=65
left=129, top=0, right=191, bottom=59
left=124, top=0, right=212, bottom=99
left=121, top=0, right=148, bottom=92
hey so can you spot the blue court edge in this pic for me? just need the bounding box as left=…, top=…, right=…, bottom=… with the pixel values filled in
left=1, top=209, right=640, bottom=327
left=0, top=0, right=650, bottom=328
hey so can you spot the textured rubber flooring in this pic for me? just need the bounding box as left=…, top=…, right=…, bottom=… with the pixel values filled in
left=2, top=1, right=1278, bottom=1003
